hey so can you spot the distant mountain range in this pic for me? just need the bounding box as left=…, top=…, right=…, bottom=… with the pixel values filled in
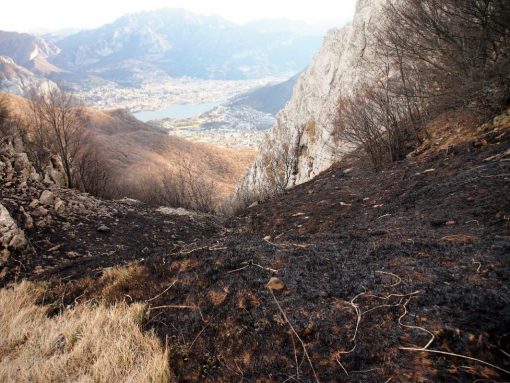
left=0, top=10, right=325, bottom=90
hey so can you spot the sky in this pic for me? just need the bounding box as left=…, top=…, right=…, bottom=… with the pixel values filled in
left=1, top=0, right=357, bottom=33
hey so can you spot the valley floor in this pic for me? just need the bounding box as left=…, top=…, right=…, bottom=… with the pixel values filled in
left=1, top=111, right=509, bottom=382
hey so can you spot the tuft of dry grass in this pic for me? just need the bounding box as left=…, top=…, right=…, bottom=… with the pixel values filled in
left=0, top=281, right=171, bottom=383
left=99, top=262, right=149, bottom=303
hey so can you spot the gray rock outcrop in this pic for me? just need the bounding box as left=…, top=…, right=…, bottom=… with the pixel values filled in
left=0, top=203, right=27, bottom=252
left=238, top=0, right=385, bottom=195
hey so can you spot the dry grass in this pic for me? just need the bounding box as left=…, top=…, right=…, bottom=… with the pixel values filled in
left=3, top=92, right=255, bottom=199
left=0, top=281, right=171, bottom=383
left=99, top=262, right=149, bottom=303
left=79, top=106, right=256, bottom=198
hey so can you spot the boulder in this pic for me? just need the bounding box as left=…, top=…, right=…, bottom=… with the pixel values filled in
left=0, top=203, right=27, bottom=251
left=32, top=206, right=49, bottom=218
left=39, top=190, right=55, bottom=206
left=54, top=199, right=64, bottom=212
left=13, top=153, right=32, bottom=178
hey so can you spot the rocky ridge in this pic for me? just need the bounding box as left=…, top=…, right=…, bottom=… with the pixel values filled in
left=239, top=0, right=385, bottom=192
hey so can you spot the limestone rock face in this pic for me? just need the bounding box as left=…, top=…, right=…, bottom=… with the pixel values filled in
left=239, top=0, right=385, bottom=194
left=0, top=129, right=66, bottom=186
left=0, top=203, right=27, bottom=252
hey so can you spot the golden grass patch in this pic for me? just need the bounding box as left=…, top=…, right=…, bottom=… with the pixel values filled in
left=0, top=281, right=171, bottom=383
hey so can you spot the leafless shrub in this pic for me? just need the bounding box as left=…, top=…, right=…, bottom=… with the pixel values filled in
left=160, top=157, right=218, bottom=212
left=377, top=0, right=510, bottom=112
left=115, top=158, right=218, bottom=213
left=334, top=0, right=510, bottom=169
left=75, top=136, right=117, bottom=199
left=335, top=70, right=424, bottom=169
left=21, top=87, right=87, bottom=187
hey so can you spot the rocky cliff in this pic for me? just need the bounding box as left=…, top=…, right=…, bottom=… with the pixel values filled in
left=239, top=0, right=385, bottom=195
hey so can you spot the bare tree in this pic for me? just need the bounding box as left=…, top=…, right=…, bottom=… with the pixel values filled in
left=24, top=87, right=86, bottom=188
left=375, top=0, right=510, bottom=112
left=169, top=157, right=218, bottom=212
left=334, top=0, right=510, bottom=169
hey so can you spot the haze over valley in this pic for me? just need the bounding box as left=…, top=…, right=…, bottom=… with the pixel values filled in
left=0, top=10, right=331, bottom=148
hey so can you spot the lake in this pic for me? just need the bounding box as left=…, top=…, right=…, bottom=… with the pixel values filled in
left=134, top=100, right=223, bottom=122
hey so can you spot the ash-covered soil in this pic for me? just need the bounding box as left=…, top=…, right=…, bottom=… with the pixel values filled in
left=1, top=116, right=509, bottom=382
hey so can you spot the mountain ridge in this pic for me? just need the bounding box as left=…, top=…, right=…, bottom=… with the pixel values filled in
left=0, top=10, right=324, bottom=91
left=237, top=0, right=384, bottom=196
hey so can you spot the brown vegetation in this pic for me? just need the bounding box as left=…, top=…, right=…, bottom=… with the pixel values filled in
left=0, top=281, right=171, bottom=383
left=2, top=107, right=508, bottom=382
left=334, top=0, right=510, bottom=169
left=2, top=91, right=255, bottom=212
left=20, top=87, right=86, bottom=188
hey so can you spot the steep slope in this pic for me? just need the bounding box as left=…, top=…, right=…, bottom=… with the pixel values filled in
left=2, top=108, right=509, bottom=382
left=0, top=31, right=61, bottom=75
left=4, top=93, right=255, bottom=197
left=239, top=0, right=384, bottom=191
left=229, top=73, right=300, bottom=116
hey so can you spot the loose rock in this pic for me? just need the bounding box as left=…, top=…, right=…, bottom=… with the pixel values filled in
left=39, top=190, right=55, bottom=206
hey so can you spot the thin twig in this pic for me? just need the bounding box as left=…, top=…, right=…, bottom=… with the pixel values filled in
left=398, top=297, right=435, bottom=350
left=336, top=358, right=349, bottom=376
left=179, top=246, right=209, bottom=255
left=375, top=270, right=402, bottom=287
left=188, top=322, right=211, bottom=352
left=145, top=279, right=177, bottom=303
left=269, top=289, right=320, bottom=383
left=149, top=304, right=197, bottom=310
left=365, top=290, right=421, bottom=301
left=228, top=260, right=278, bottom=274
left=291, top=333, right=300, bottom=380
left=227, top=264, right=250, bottom=274
left=400, top=348, right=510, bottom=375
left=349, top=290, right=366, bottom=342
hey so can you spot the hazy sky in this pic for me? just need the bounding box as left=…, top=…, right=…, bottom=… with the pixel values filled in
left=1, top=0, right=357, bottom=33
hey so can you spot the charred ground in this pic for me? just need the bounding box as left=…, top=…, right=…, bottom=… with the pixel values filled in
left=1, top=110, right=509, bottom=382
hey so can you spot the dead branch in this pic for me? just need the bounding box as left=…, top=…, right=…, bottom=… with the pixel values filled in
left=398, top=297, right=435, bottom=350
left=179, top=245, right=210, bottom=255
left=188, top=322, right=211, bottom=352
left=471, top=259, right=482, bottom=273
left=145, top=279, right=178, bottom=303
left=349, top=290, right=367, bottom=342
left=375, top=270, right=402, bottom=287
left=336, top=358, right=349, bottom=376
left=290, top=333, right=300, bottom=380
left=228, top=259, right=278, bottom=274
left=365, top=290, right=421, bottom=301
left=268, top=289, right=320, bottom=383
left=149, top=305, right=197, bottom=310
